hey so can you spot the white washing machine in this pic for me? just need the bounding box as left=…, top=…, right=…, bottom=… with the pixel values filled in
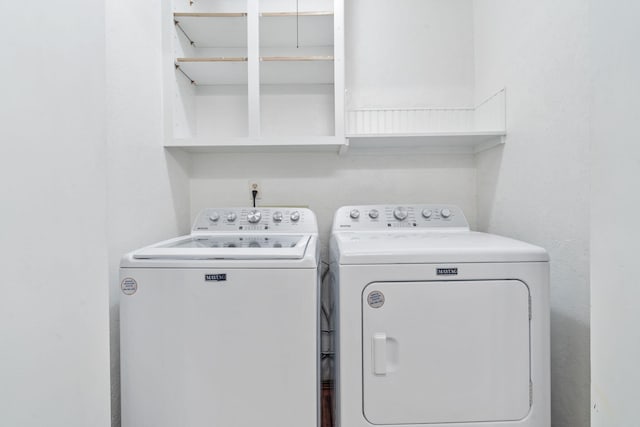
left=330, top=205, right=550, bottom=427
left=120, top=207, right=320, bottom=427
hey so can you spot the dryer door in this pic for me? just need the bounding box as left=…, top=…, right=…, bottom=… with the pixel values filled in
left=362, top=280, right=531, bottom=425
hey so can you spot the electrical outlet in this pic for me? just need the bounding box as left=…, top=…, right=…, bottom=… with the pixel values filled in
left=248, top=181, right=262, bottom=201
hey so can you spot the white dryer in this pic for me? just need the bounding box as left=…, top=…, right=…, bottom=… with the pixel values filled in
left=120, top=207, right=320, bottom=427
left=330, top=205, right=550, bottom=427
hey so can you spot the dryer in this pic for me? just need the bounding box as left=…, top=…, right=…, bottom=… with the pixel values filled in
left=120, top=207, right=320, bottom=427
left=330, top=205, right=550, bottom=427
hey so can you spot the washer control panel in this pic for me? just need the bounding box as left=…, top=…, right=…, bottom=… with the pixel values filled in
left=192, top=207, right=317, bottom=233
left=332, top=205, right=469, bottom=231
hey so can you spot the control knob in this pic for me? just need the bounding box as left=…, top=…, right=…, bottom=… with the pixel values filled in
left=226, top=212, right=237, bottom=222
left=393, top=207, right=408, bottom=221
left=350, top=209, right=360, bottom=219
left=290, top=211, right=301, bottom=222
left=208, top=212, right=220, bottom=222
left=247, top=209, right=261, bottom=224
left=272, top=211, right=283, bottom=222
left=440, top=208, right=452, bottom=218
left=421, top=209, right=433, bottom=219
left=368, top=209, right=379, bottom=219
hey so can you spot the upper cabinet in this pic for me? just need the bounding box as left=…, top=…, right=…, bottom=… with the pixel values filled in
left=166, top=0, right=345, bottom=150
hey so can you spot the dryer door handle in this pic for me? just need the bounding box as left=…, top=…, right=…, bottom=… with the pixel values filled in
left=372, top=333, right=387, bottom=375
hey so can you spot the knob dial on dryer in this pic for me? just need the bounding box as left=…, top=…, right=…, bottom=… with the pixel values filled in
left=368, top=209, right=379, bottom=219
left=393, top=207, right=408, bottom=221
left=226, top=212, right=237, bottom=222
left=350, top=209, right=360, bottom=219
left=290, top=211, right=301, bottom=222
left=247, top=210, right=261, bottom=223
left=421, top=209, right=433, bottom=219
left=440, top=208, right=452, bottom=218
left=208, top=212, right=220, bottom=222
left=272, top=211, right=283, bottom=222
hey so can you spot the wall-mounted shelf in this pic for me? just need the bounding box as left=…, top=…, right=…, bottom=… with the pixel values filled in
left=261, top=11, right=333, bottom=17
left=345, top=132, right=505, bottom=154
left=175, top=56, right=334, bottom=86
left=176, top=12, right=247, bottom=17
left=344, top=89, right=507, bottom=153
left=262, top=56, right=333, bottom=61
left=165, top=135, right=346, bottom=152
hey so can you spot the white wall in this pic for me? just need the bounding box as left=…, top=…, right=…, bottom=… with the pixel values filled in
left=105, top=0, right=192, bottom=426
left=0, top=1, right=111, bottom=426
left=190, top=152, right=477, bottom=255
left=346, top=0, right=475, bottom=109
left=590, top=1, right=640, bottom=425
left=473, top=1, right=591, bottom=426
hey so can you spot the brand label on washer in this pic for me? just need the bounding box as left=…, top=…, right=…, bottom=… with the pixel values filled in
left=437, top=267, right=458, bottom=276
left=205, top=274, right=227, bottom=282
left=367, top=290, right=385, bottom=308
left=121, top=278, right=137, bottom=295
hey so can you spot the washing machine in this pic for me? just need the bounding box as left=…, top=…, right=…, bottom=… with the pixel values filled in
left=120, top=207, right=320, bottom=427
left=330, top=205, right=550, bottom=427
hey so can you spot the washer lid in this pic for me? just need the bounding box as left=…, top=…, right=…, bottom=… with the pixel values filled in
left=132, top=234, right=312, bottom=260
left=332, top=231, right=548, bottom=264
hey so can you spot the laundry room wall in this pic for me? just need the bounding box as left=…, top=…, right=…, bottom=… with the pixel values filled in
left=590, top=1, right=640, bottom=425
left=346, top=0, right=475, bottom=108
left=0, top=0, right=111, bottom=426
left=105, top=0, right=192, bottom=426
left=189, top=151, right=478, bottom=255
left=473, top=1, right=591, bottom=426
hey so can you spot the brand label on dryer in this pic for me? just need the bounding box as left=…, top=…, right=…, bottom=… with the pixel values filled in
left=367, top=291, right=385, bottom=308
left=121, top=277, right=138, bottom=295
left=205, top=274, right=227, bottom=282
left=437, top=267, right=458, bottom=276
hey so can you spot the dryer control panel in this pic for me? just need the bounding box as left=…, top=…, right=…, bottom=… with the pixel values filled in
left=332, top=205, right=469, bottom=231
left=192, top=207, right=318, bottom=234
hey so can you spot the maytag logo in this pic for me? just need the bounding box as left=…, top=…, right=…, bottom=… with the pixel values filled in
left=205, top=274, right=227, bottom=282
left=437, top=268, right=458, bottom=276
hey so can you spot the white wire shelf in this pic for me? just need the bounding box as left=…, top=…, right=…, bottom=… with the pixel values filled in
left=345, top=89, right=507, bottom=153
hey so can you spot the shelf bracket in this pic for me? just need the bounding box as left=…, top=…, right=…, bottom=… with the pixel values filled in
left=338, top=138, right=350, bottom=155
left=175, top=64, right=196, bottom=85
left=174, top=20, right=196, bottom=47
